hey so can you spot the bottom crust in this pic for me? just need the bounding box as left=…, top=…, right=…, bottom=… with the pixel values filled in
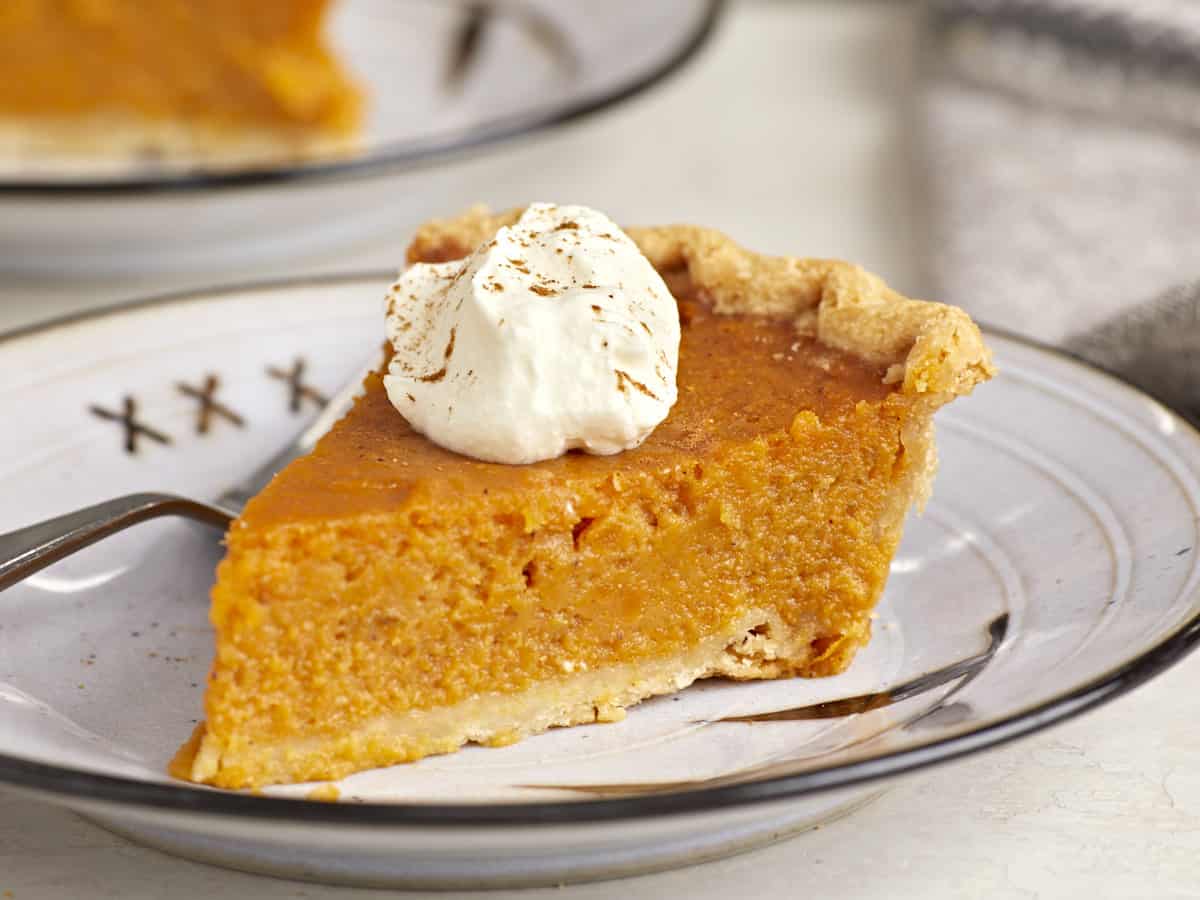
left=178, top=607, right=865, bottom=790
left=0, top=114, right=358, bottom=178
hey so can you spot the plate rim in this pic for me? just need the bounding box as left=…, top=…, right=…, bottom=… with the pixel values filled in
left=0, top=1, right=724, bottom=198
left=2, top=273, right=1199, bottom=827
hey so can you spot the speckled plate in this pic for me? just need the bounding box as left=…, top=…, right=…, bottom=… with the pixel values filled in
left=1, top=275, right=1198, bottom=889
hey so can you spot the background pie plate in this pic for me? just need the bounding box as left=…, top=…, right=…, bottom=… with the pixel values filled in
left=0, top=0, right=722, bottom=275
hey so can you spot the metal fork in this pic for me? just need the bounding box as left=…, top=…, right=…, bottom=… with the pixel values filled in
left=0, top=361, right=373, bottom=593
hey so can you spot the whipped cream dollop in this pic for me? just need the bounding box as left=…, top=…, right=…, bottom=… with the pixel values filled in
left=383, top=203, right=680, bottom=464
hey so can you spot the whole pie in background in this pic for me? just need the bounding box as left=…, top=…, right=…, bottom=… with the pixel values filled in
left=0, top=0, right=362, bottom=164
left=173, top=206, right=994, bottom=789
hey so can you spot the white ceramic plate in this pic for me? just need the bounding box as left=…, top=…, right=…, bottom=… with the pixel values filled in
left=1, top=275, right=1198, bottom=889
left=0, top=1, right=721, bottom=274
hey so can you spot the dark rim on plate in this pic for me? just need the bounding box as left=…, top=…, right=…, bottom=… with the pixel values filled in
left=2, top=273, right=1199, bottom=826
left=0, top=1, right=724, bottom=197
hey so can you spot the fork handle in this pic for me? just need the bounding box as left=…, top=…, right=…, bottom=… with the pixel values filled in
left=0, top=493, right=231, bottom=593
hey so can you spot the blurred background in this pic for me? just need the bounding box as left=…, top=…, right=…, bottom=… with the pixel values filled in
left=1, top=0, right=1197, bottom=418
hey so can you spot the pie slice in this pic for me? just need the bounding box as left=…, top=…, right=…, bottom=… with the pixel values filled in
left=0, top=0, right=362, bottom=165
left=175, top=207, right=994, bottom=789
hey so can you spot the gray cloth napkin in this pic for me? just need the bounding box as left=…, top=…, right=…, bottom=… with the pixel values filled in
left=920, top=0, right=1200, bottom=420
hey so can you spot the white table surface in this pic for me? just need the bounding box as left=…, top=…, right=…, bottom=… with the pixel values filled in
left=2, top=3, right=1198, bottom=898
